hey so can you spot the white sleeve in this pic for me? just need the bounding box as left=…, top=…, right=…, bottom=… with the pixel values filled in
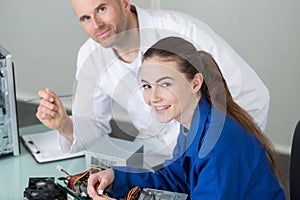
left=203, top=32, right=270, bottom=131
left=58, top=128, right=73, bottom=153
left=180, top=17, right=270, bottom=131
left=152, top=11, right=269, bottom=130
left=58, top=39, right=113, bottom=153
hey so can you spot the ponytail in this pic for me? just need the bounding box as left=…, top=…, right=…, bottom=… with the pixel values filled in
left=143, top=36, right=280, bottom=177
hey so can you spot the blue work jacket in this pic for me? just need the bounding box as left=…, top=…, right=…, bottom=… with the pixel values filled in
left=112, top=97, right=285, bottom=200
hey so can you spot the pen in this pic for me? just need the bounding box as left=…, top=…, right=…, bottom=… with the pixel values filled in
left=28, top=140, right=40, bottom=154
left=21, top=94, right=73, bottom=103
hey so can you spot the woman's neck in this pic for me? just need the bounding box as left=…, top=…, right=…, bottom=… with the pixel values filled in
left=179, top=94, right=201, bottom=131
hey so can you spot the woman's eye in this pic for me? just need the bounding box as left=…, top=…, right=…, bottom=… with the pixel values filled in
left=142, top=84, right=152, bottom=90
left=161, top=82, right=171, bottom=87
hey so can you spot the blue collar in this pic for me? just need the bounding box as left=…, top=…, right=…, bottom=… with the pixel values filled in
left=180, top=97, right=211, bottom=155
left=182, top=96, right=225, bottom=158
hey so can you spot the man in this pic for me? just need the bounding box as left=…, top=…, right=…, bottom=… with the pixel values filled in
left=36, top=0, right=269, bottom=168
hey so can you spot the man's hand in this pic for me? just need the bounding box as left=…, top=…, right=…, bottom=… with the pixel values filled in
left=36, top=88, right=74, bottom=141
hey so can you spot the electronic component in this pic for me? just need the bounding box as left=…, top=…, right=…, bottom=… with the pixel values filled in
left=0, top=45, right=19, bottom=157
left=23, top=177, right=63, bottom=200
left=56, top=182, right=91, bottom=200
left=56, top=165, right=100, bottom=200
left=125, top=186, right=188, bottom=200
left=98, top=189, right=104, bottom=195
left=56, top=166, right=188, bottom=200
left=85, top=136, right=143, bottom=169
left=138, top=188, right=188, bottom=200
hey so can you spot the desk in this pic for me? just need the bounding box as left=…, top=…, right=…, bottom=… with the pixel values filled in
left=0, top=124, right=85, bottom=200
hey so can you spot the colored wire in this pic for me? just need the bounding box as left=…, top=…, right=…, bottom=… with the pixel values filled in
left=126, top=186, right=141, bottom=200
left=57, top=166, right=100, bottom=194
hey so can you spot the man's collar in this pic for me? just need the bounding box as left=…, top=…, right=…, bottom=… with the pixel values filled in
left=133, top=5, right=158, bottom=52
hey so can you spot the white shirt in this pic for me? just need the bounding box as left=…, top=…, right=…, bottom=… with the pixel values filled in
left=59, top=6, right=270, bottom=167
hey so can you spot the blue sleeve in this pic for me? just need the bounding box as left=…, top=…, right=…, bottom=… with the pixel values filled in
left=189, top=150, right=285, bottom=200
left=111, top=159, right=188, bottom=199
left=242, top=152, right=285, bottom=200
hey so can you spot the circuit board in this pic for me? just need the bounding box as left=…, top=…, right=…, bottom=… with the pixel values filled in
left=138, top=188, right=188, bottom=200
left=0, top=46, right=19, bottom=157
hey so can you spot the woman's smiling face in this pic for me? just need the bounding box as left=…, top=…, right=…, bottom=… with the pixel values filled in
left=141, top=56, right=202, bottom=128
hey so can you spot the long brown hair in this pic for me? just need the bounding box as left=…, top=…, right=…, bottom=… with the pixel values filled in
left=143, top=36, right=280, bottom=177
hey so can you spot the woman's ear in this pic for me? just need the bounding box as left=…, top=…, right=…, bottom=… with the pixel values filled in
left=191, top=73, right=203, bottom=93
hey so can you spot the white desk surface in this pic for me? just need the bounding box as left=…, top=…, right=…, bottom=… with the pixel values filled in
left=0, top=124, right=85, bottom=200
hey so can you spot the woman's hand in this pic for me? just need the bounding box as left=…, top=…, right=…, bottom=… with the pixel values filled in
left=88, top=194, right=115, bottom=200
left=87, top=168, right=115, bottom=200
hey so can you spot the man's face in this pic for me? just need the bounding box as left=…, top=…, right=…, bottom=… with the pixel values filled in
left=71, top=0, right=130, bottom=48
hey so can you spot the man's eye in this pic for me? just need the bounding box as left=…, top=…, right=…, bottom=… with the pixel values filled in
left=142, top=84, right=152, bottom=90
left=80, top=16, right=90, bottom=22
left=97, top=6, right=106, bottom=13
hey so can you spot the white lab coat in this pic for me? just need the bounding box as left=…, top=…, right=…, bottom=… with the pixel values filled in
left=58, top=6, right=269, bottom=167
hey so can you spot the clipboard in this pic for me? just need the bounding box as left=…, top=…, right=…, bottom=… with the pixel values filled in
left=20, top=130, right=84, bottom=163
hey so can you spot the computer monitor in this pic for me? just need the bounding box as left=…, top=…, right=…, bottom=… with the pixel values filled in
left=0, top=45, right=20, bottom=157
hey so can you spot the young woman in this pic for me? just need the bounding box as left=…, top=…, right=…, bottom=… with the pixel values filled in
left=87, top=37, right=285, bottom=200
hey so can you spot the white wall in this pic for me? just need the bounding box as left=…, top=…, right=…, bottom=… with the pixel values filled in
left=0, top=0, right=150, bottom=105
left=160, top=0, right=300, bottom=153
left=1, top=0, right=299, bottom=153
